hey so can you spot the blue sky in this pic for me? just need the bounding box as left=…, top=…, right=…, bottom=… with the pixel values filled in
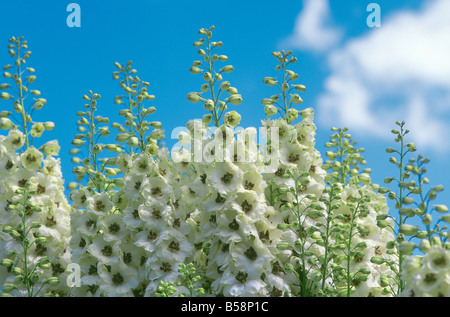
left=1, top=0, right=449, bottom=211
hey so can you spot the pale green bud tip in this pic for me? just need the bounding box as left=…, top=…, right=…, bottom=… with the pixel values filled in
left=224, top=111, right=241, bottom=128
left=0, top=92, right=12, bottom=100
left=202, top=114, right=212, bottom=125
left=187, top=92, right=202, bottom=103
left=264, top=105, right=277, bottom=117
left=290, top=94, right=303, bottom=104
left=68, top=182, right=79, bottom=190
left=441, top=215, right=450, bottom=224
left=370, top=256, right=385, bottom=265
left=227, top=94, right=243, bottom=105
left=221, top=65, right=234, bottom=73
left=0, top=118, right=14, bottom=130
left=399, top=241, right=416, bottom=255
left=399, top=224, right=419, bottom=236
left=1, top=284, right=16, bottom=293
left=44, top=277, right=60, bottom=286
left=434, top=205, right=448, bottom=213
left=263, top=77, right=277, bottom=86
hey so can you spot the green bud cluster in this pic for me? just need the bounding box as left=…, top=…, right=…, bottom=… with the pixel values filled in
left=261, top=50, right=305, bottom=123
left=0, top=36, right=51, bottom=149
left=187, top=26, right=242, bottom=128
left=112, top=60, right=161, bottom=154
left=383, top=121, right=448, bottom=296
left=70, top=91, right=120, bottom=193
left=1, top=183, right=60, bottom=297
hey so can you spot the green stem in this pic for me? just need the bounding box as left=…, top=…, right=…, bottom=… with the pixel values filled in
left=16, top=43, right=29, bottom=149
left=321, top=190, right=333, bottom=294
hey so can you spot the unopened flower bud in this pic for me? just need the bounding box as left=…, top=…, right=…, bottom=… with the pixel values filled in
left=400, top=224, right=419, bottom=236
left=399, top=241, right=416, bottom=255
left=221, top=65, right=234, bottom=73
left=228, top=94, right=243, bottom=105
left=434, top=205, right=448, bottom=213
left=187, top=92, right=202, bottom=103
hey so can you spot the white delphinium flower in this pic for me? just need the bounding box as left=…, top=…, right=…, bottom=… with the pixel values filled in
left=171, top=147, right=192, bottom=175
left=122, top=201, right=144, bottom=229
left=99, top=213, right=128, bottom=242
left=131, top=153, right=155, bottom=175
left=119, top=238, right=149, bottom=282
left=219, top=268, right=267, bottom=297
left=279, top=141, right=312, bottom=172
left=86, top=192, right=113, bottom=215
left=134, top=227, right=170, bottom=253
left=20, top=146, right=43, bottom=171
left=88, top=236, right=121, bottom=265
left=116, top=153, right=132, bottom=174
left=231, top=191, right=267, bottom=222
left=206, top=161, right=244, bottom=195
left=42, top=156, right=64, bottom=180
left=98, top=261, right=140, bottom=297
left=122, top=173, right=146, bottom=200
left=4, top=129, right=25, bottom=152
left=402, top=245, right=450, bottom=297
left=69, top=187, right=90, bottom=209
left=74, top=211, right=99, bottom=237
left=141, top=174, right=173, bottom=207
left=332, top=182, right=397, bottom=297
left=0, top=149, right=17, bottom=177
left=29, top=171, right=58, bottom=205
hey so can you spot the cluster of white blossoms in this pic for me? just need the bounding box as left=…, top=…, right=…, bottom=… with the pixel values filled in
left=177, top=121, right=291, bottom=296
left=0, top=36, right=72, bottom=297
left=331, top=181, right=398, bottom=297
left=0, top=130, right=72, bottom=296
left=69, top=146, right=197, bottom=297
left=260, top=110, right=328, bottom=296
left=3, top=31, right=448, bottom=298
left=401, top=245, right=450, bottom=297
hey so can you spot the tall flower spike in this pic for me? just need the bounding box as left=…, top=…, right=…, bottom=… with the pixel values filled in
left=112, top=61, right=161, bottom=155
left=262, top=50, right=305, bottom=124
left=70, top=91, right=120, bottom=193
left=0, top=37, right=71, bottom=297
left=187, top=26, right=242, bottom=127
left=0, top=36, right=51, bottom=149
left=383, top=121, right=449, bottom=296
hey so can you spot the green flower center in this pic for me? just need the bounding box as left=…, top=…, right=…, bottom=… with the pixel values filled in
left=95, top=200, right=105, bottom=211
left=123, top=252, right=132, bottom=264
left=151, top=187, right=162, bottom=196
left=288, top=153, right=300, bottom=163
left=221, top=172, right=234, bottom=184
left=147, top=231, right=158, bottom=241
left=88, top=264, right=98, bottom=275
left=424, top=273, right=437, bottom=285
left=229, top=219, right=239, bottom=231
left=168, top=241, right=180, bottom=252
left=108, top=222, right=120, bottom=234
left=112, top=273, right=124, bottom=285
left=244, top=247, right=258, bottom=261
left=432, top=256, right=447, bottom=267
left=160, top=262, right=172, bottom=273
left=235, top=271, right=248, bottom=284
left=101, top=245, right=113, bottom=256
left=241, top=200, right=253, bottom=213
left=243, top=180, right=254, bottom=190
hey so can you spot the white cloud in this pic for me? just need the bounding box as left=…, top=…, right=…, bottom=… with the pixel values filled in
left=317, top=0, right=450, bottom=152
left=279, top=0, right=343, bottom=53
